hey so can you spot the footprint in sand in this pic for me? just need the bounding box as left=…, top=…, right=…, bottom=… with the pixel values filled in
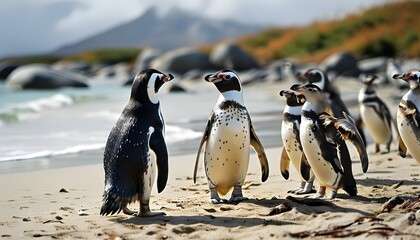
left=172, top=226, right=196, bottom=234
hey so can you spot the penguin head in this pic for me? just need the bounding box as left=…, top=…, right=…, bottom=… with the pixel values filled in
left=361, top=74, right=378, bottom=85
left=304, top=68, right=329, bottom=90
left=393, top=71, right=420, bottom=90
left=205, top=69, right=242, bottom=93
left=130, top=69, right=174, bottom=104
left=361, top=74, right=378, bottom=93
left=279, top=89, right=305, bottom=106
left=291, top=83, right=326, bottom=104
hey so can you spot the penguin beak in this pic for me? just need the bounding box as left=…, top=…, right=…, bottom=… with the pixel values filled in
left=204, top=73, right=222, bottom=83
left=363, top=74, right=377, bottom=84
left=393, top=73, right=410, bottom=81
left=162, top=74, right=174, bottom=83
left=279, top=89, right=293, bottom=98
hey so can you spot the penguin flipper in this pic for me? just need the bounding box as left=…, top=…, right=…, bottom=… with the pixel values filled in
left=280, top=147, right=290, bottom=180
left=398, top=136, right=407, bottom=158
left=150, top=128, right=168, bottom=193
left=319, top=112, right=369, bottom=173
left=300, top=152, right=311, bottom=182
left=250, top=124, right=269, bottom=182
left=193, top=116, right=213, bottom=183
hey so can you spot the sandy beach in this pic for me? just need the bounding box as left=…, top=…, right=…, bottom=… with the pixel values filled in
left=1, top=78, right=420, bottom=239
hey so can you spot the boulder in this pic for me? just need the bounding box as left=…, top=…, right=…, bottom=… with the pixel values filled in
left=357, top=57, right=388, bottom=74
left=320, top=51, right=361, bottom=77
left=151, top=48, right=215, bottom=75
left=5, top=64, right=88, bottom=90
left=0, top=63, right=21, bottom=80
left=210, top=42, right=259, bottom=71
left=134, top=48, right=161, bottom=73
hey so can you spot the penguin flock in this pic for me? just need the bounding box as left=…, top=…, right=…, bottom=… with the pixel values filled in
left=100, top=67, right=420, bottom=217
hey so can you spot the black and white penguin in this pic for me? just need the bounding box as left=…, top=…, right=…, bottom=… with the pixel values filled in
left=279, top=89, right=315, bottom=194
left=358, top=74, right=395, bottom=153
left=303, top=68, right=348, bottom=117
left=393, top=71, right=420, bottom=164
left=291, top=83, right=368, bottom=199
left=194, top=69, right=269, bottom=203
left=100, top=69, right=173, bottom=216
left=303, top=68, right=367, bottom=145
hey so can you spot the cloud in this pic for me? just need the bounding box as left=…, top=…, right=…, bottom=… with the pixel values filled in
left=55, top=0, right=145, bottom=42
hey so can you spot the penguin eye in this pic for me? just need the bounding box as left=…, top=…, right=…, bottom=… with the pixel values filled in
left=308, top=88, right=314, bottom=92
left=223, top=75, right=231, bottom=80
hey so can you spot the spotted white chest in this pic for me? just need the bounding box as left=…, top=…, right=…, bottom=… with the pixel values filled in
left=204, top=105, right=250, bottom=191
left=397, top=92, right=420, bottom=163
left=281, top=106, right=303, bottom=178
left=300, top=116, right=340, bottom=189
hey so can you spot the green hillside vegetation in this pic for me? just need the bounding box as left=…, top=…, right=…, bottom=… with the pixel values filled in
left=236, top=1, right=420, bottom=63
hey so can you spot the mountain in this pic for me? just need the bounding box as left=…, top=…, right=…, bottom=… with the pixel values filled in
left=53, top=7, right=263, bottom=56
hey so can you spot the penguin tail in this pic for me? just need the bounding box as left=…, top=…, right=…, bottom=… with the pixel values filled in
left=100, top=191, right=126, bottom=216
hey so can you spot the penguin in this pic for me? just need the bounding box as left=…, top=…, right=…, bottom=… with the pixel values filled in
left=386, top=59, right=408, bottom=89
left=291, top=83, right=368, bottom=199
left=193, top=69, right=269, bottom=203
left=393, top=71, right=420, bottom=164
left=358, top=74, right=395, bottom=153
left=100, top=69, right=173, bottom=217
left=279, top=89, right=315, bottom=194
left=302, top=68, right=348, bottom=117
left=302, top=68, right=367, bottom=146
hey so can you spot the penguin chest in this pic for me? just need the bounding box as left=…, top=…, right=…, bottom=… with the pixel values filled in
left=397, top=110, right=420, bottom=163
left=360, top=104, right=391, bottom=144
left=300, top=117, right=340, bottom=188
left=281, top=118, right=302, bottom=172
left=204, top=107, right=250, bottom=188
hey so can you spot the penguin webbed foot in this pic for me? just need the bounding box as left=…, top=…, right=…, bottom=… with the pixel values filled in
left=288, top=188, right=316, bottom=195
left=229, top=186, right=248, bottom=202
left=209, top=198, right=228, bottom=204
left=123, top=207, right=137, bottom=216
left=324, top=190, right=337, bottom=200
left=288, top=182, right=315, bottom=194
left=305, top=186, right=326, bottom=199
left=135, top=211, right=166, bottom=217
left=209, top=188, right=227, bottom=204
left=135, top=204, right=166, bottom=217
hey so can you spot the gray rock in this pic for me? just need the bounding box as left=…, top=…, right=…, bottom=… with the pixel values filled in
left=134, top=48, right=161, bottom=73
left=210, top=42, right=259, bottom=71
left=168, top=83, right=186, bottom=92
left=320, top=51, right=361, bottom=77
left=0, top=63, right=21, bottom=81
left=181, top=69, right=206, bottom=81
left=358, top=57, right=388, bottom=73
left=5, top=64, right=88, bottom=90
left=239, top=69, right=267, bottom=85
left=151, top=48, right=215, bottom=75
left=52, top=61, right=93, bottom=75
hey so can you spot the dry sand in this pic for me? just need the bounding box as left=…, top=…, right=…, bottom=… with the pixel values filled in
left=1, top=78, right=420, bottom=239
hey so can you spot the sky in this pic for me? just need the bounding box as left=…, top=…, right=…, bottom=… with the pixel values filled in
left=0, top=0, right=387, bottom=58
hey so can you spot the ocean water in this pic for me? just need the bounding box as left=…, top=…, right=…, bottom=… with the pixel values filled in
left=0, top=76, right=285, bottom=174
left=0, top=78, right=204, bottom=173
